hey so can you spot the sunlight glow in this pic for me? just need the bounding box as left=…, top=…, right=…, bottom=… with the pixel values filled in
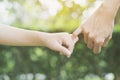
left=65, top=0, right=73, bottom=8
left=74, top=0, right=88, bottom=7
left=0, top=0, right=15, bottom=24
left=39, top=0, right=62, bottom=16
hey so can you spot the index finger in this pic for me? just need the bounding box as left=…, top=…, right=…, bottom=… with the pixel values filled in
left=72, top=27, right=82, bottom=37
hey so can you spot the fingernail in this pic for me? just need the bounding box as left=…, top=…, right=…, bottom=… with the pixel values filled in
left=67, top=51, right=71, bottom=58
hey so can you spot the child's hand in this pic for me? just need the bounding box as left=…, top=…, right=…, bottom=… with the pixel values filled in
left=41, top=32, right=78, bottom=58
left=0, top=24, right=78, bottom=57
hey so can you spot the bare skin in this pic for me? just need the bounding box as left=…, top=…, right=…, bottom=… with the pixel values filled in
left=73, top=0, right=120, bottom=54
left=0, top=24, right=78, bottom=58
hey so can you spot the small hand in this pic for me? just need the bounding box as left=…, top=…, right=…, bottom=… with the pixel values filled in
left=42, top=32, right=78, bottom=58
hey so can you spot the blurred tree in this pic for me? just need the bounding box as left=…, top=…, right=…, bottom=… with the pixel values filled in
left=0, top=0, right=120, bottom=80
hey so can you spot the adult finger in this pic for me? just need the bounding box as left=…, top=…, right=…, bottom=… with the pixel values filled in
left=87, top=33, right=94, bottom=49
left=74, top=36, right=79, bottom=44
left=84, top=31, right=89, bottom=44
left=103, top=35, right=112, bottom=47
left=71, top=34, right=79, bottom=44
left=93, top=38, right=104, bottom=54
left=73, top=27, right=82, bottom=37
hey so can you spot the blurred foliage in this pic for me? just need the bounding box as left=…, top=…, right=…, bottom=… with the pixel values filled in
left=0, top=0, right=120, bottom=80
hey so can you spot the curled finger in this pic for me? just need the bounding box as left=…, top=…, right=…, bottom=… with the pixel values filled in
left=93, top=38, right=104, bottom=54
left=103, top=35, right=112, bottom=47
left=87, top=33, right=94, bottom=49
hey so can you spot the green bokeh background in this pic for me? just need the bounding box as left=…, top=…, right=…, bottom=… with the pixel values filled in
left=0, top=0, right=120, bottom=80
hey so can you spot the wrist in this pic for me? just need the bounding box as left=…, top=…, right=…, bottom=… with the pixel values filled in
left=101, top=0, right=120, bottom=17
left=35, top=31, right=50, bottom=46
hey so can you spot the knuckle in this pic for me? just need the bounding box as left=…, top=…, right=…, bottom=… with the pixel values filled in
left=95, top=39, right=104, bottom=45
left=95, top=39, right=99, bottom=44
left=83, top=27, right=89, bottom=33
left=84, top=30, right=89, bottom=34
left=89, top=34, right=95, bottom=40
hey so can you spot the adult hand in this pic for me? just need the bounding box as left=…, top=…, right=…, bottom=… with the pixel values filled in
left=73, top=5, right=115, bottom=54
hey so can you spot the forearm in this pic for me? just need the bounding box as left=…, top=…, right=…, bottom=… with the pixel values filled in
left=102, top=0, right=120, bottom=18
left=0, top=24, right=45, bottom=46
left=104, top=0, right=120, bottom=8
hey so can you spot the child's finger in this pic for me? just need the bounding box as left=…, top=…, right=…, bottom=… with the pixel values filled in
left=52, top=41, right=71, bottom=58
left=71, top=34, right=79, bottom=44
left=72, top=27, right=82, bottom=37
left=59, top=46, right=71, bottom=58
left=63, top=37, right=74, bottom=55
left=55, top=42, right=71, bottom=57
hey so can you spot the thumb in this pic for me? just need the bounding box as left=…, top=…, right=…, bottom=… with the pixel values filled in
left=72, top=26, right=82, bottom=37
